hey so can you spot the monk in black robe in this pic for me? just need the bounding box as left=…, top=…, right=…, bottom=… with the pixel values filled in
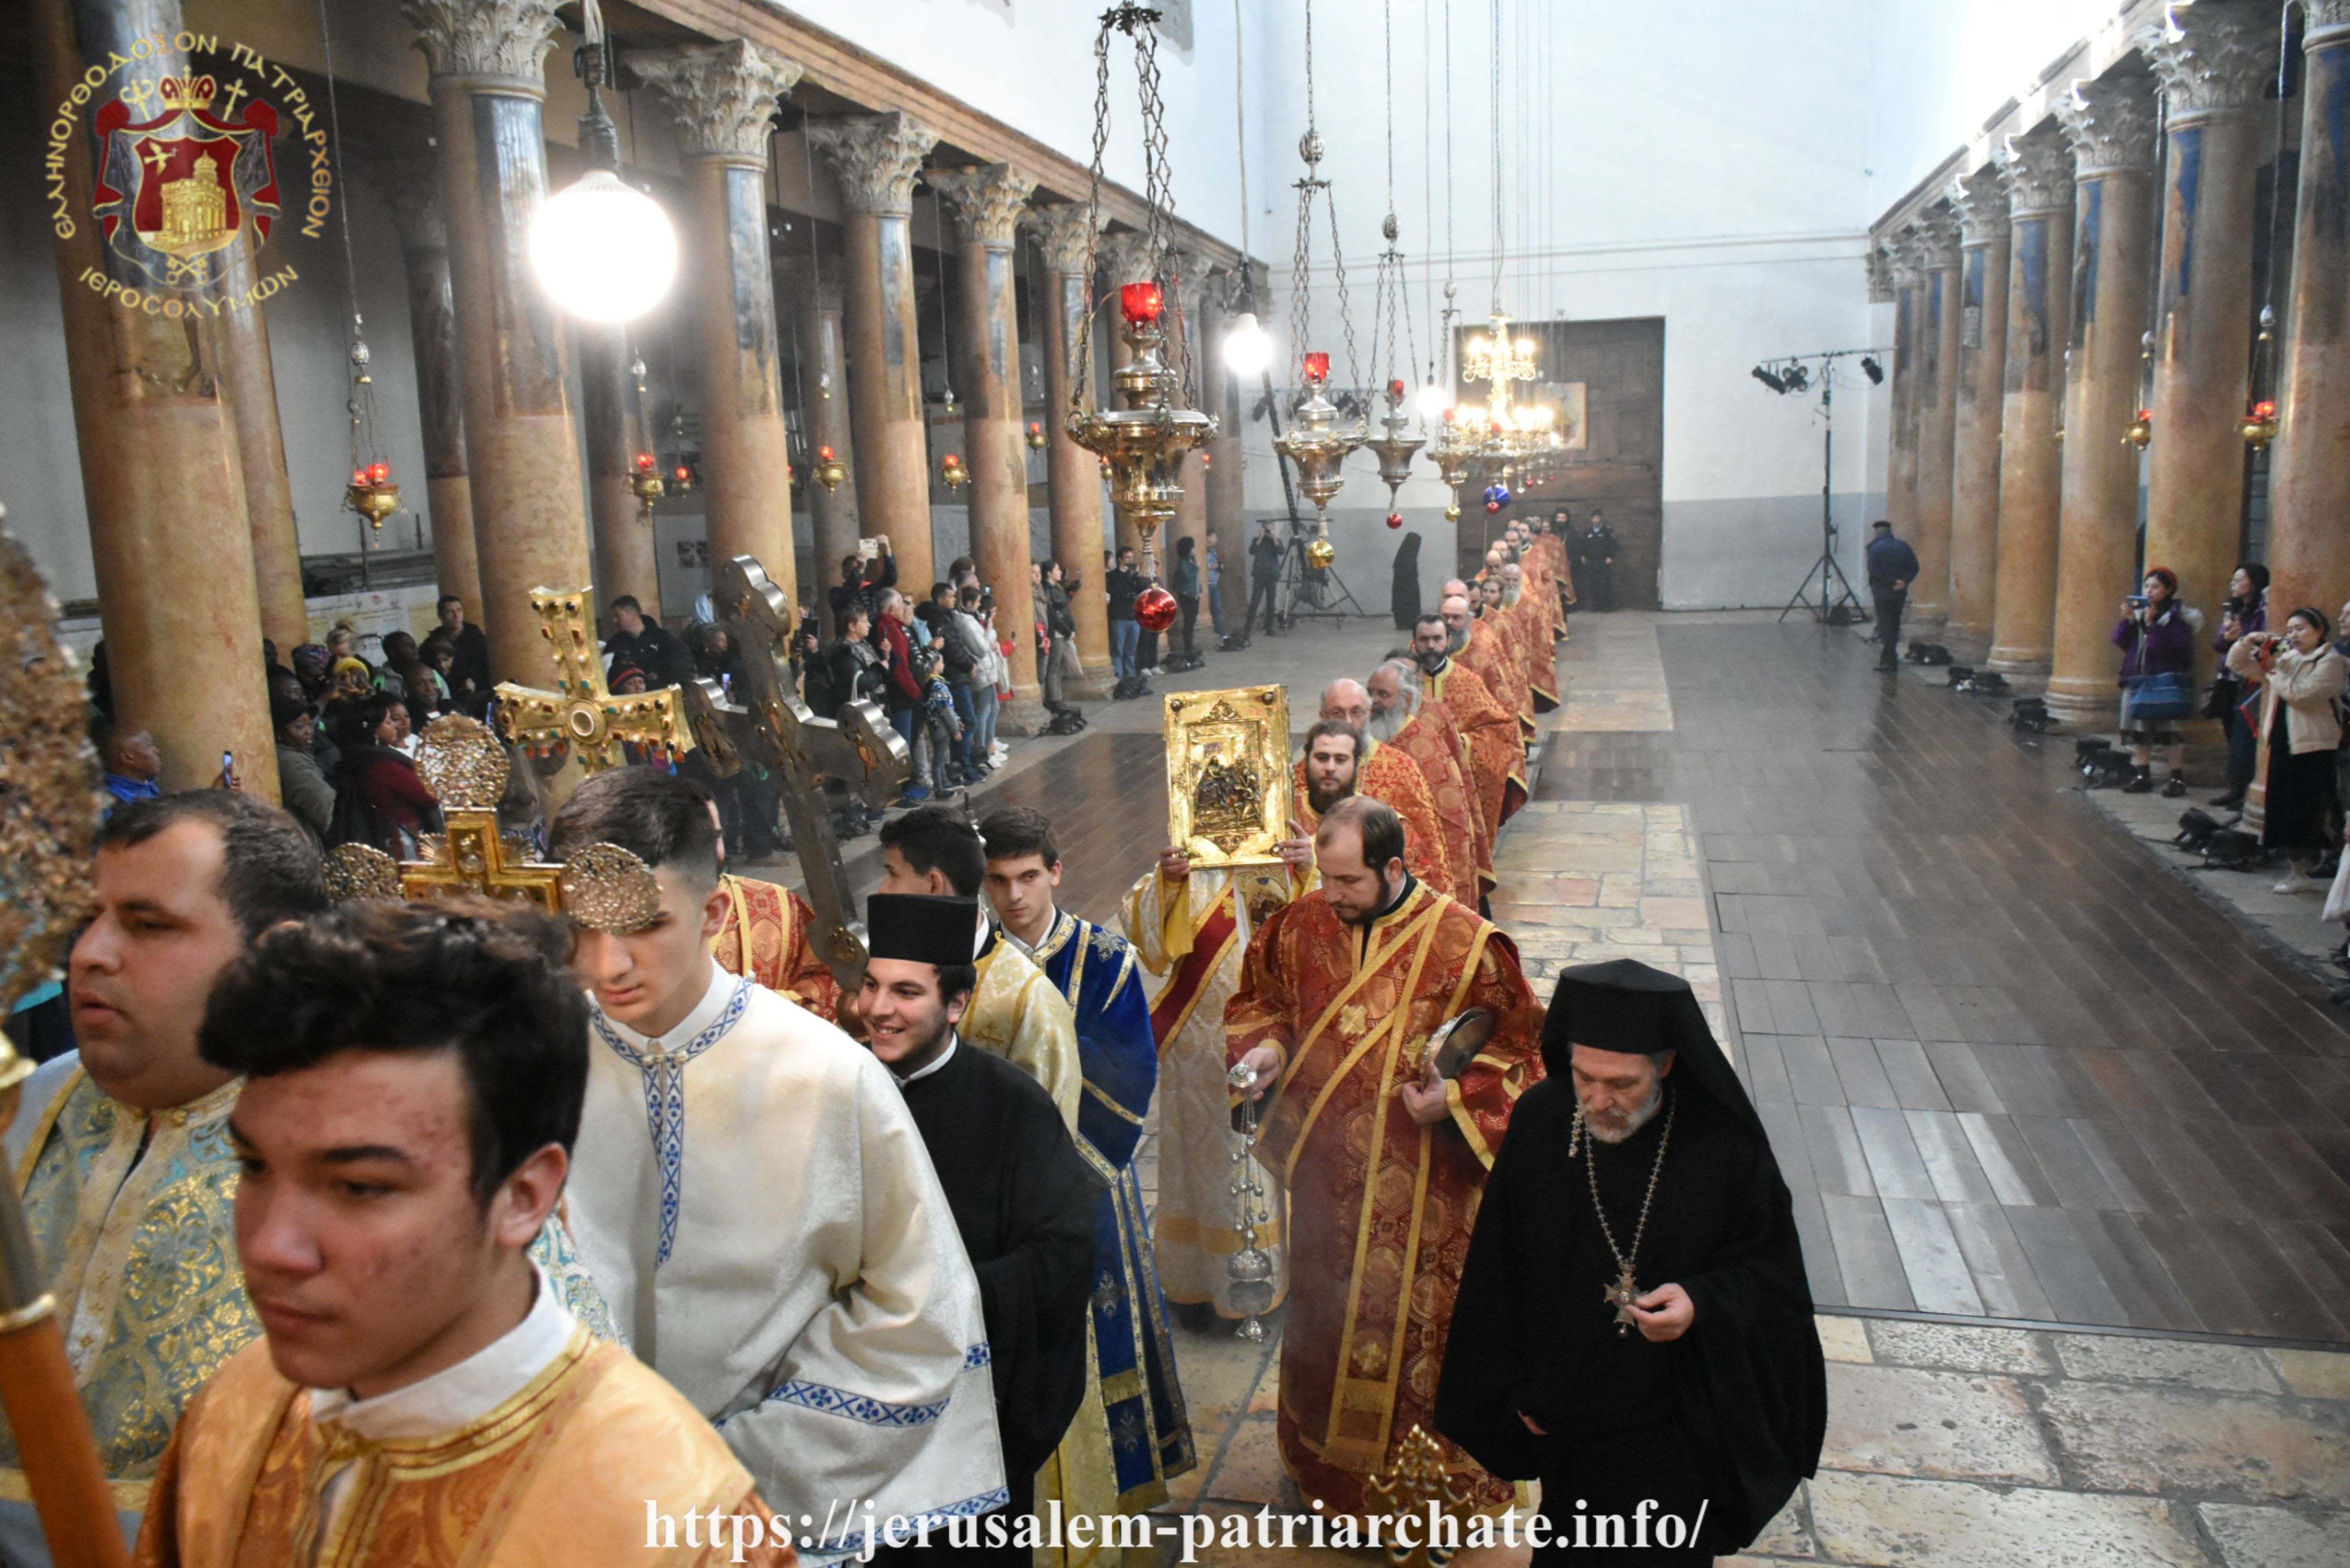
left=1435, top=958, right=1825, bottom=1564
left=855, top=893, right=1101, bottom=1562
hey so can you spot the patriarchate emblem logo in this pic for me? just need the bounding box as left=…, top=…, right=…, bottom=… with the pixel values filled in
left=90, top=74, right=280, bottom=290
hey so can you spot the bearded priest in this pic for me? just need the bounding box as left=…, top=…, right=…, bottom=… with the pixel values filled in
left=134, top=901, right=793, bottom=1566
left=1364, top=660, right=1484, bottom=906
left=554, top=768, right=1004, bottom=1558
left=1418, top=609, right=1528, bottom=836
left=1435, top=960, right=1826, bottom=1565
left=1227, top=797, right=1542, bottom=1522
left=1303, top=686, right=1459, bottom=903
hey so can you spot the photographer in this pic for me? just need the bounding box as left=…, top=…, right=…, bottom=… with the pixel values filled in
left=1106, top=546, right=1145, bottom=681
left=830, top=533, right=896, bottom=640
left=2209, top=563, right=2270, bottom=812
left=2111, top=569, right=2197, bottom=797
left=1039, top=561, right=1080, bottom=711
left=2227, top=607, right=2348, bottom=894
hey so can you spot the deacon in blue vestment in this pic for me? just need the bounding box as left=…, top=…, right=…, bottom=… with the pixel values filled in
left=981, top=808, right=1195, bottom=1513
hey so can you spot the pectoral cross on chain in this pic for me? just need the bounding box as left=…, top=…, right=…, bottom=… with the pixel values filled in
left=1604, top=1266, right=1641, bottom=1335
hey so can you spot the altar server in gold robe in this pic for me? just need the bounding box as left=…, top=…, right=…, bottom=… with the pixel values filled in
left=133, top=900, right=795, bottom=1567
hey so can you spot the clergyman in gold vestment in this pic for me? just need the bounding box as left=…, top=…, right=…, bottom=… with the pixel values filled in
left=134, top=902, right=793, bottom=1568
left=1226, top=799, right=1541, bottom=1520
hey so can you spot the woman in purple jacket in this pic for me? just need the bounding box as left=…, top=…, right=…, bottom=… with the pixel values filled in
left=2112, top=566, right=2196, bottom=797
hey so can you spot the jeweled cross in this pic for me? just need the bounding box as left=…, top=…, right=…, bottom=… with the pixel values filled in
left=705, top=554, right=909, bottom=991
left=494, top=587, right=695, bottom=776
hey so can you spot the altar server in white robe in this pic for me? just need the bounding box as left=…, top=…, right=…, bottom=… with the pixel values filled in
left=551, top=767, right=1006, bottom=1559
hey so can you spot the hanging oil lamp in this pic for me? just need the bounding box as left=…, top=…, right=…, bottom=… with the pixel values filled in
left=813, top=444, right=847, bottom=493
left=1271, top=351, right=1363, bottom=516
left=1025, top=420, right=1049, bottom=452
left=629, top=450, right=665, bottom=520
left=2241, top=306, right=2278, bottom=448
left=939, top=451, right=970, bottom=490
left=341, top=329, right=401, bottom=529
left=1363, top=378, right=1424, bottom=531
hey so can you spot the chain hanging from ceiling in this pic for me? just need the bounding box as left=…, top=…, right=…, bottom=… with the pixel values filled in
left=1270, top=0, right=1366, bottom=522
left=1065, top=4, right=1213, bottom=621
left=1363, top=0, right=1425, bottom=528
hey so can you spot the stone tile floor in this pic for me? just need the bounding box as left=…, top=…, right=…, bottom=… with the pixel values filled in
left=1548, top=613, right=1674, bottom=734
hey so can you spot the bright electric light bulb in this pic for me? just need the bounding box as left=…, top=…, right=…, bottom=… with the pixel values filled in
left=1415, top=382, right=1452, bottom=419
left=529, top=171, right=679, bottom=324
left=1222, top=312, right=1275, bottom=378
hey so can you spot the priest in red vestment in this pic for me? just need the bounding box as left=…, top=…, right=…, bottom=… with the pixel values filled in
left=1418, top=610, right=1527, bottom=836
left=1366, top=660, right=1484, bottom=905
left=1225, top=798, right=1542, bottom=1522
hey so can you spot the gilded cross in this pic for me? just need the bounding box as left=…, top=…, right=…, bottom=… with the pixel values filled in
left=400, top=812, right=563, bottom=911
left=322, top=717, right=568, bottom=913
left=494, top=589, right=695, bottom=777
left=705, top=554, right=908, bottom=990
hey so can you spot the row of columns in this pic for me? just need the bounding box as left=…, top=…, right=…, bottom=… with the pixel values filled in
left=41, top=0, right=1245, bottom=790
left=1881, top=0, right=2350, bottom=727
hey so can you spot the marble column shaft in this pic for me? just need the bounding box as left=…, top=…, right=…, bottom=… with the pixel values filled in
left=790, top=264, right=862, bottom=633
left=1203, top=289, right=1247, bottom=637
left=930, top=163, right=1043, bottom=721
left=2266, top=2, right=2350, bottom=627
left=1946, top=169, right=2011, bottom=655
left=575, top=325, right=659, bottom=612
left=640, top=40, right=802, bottom=605
left=1911, top=213, right=1963, bottom=621
left=2142, top=3, right=2270, bottom=696
left=2048, top=76, right=2163, bottom=725
left=810, top=112, right=940, bottom=593
left=1988, top=136, right=2074, bottom=676
left=38, top=0, right=277, bottom=797
left=1166, top=258, right=1211, bottom=598
left=376, top=169, right=484, bottom=618
left=403, top=0, right=593, bottom=684
left=1885, top=242, right=1925, bottom=554
left=215, top=232, right=307, bottom=654
left=1027, top=204, right=1113, bottom=679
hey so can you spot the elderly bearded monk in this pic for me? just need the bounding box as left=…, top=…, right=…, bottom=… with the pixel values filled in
left=1365, top=660, right=1484, bottom=906
left=1417, top=609, right=1527, bottom=837
left=1227, top=797, right=1542, bottom=1523
left=1435, top=960, right=1826, bottom=1565
left=1301, top=684, right=1457, bottom=902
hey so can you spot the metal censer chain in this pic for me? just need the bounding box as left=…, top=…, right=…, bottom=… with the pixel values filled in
left=1226, top=1061, right=1276, bottom=1341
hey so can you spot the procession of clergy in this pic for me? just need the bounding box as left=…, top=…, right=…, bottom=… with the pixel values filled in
left=2, top=519, right=1826, bottom=1567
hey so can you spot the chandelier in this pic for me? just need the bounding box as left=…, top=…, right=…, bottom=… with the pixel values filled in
left=1063, top=6, right=1214, bottom=631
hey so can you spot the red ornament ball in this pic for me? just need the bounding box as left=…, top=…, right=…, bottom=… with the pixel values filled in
left=1386, top=512, right=1404, bottom=529
left=1485, top=499, right=1502, bottom=514
left=1135, top=584, right=1179, bottom=633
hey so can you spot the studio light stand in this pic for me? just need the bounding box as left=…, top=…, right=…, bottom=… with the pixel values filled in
left=1758, top=346, right=1886, bottom=626
left=1260, top=368, right=1369, bottom=628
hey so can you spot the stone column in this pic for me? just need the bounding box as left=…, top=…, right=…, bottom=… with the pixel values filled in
left=638, top=40, right=803, bottom=605
left=36, top=0, right=277, bottom=795
left=1945, top=167, right=2011, bottom=657
left=929, top=163, right=1044, bottom=728
left=402, top=0, right=592, bottom=684
left=2266, top=1, right=2350, bottom=628
left=575, top=325, right=659, bottom=612
left=1203, top=283, right=1247, bottom=640
left=1026, top=203, right=1113, bottom=686
left=1986, top=133, right=2075, bottom=677
left=1166, top=253, right=1211, bottom=597
left=809, top=112, right=940, bottom=592
left=215, top=233, right=307, bottom=654
left=1911, top=211, right=1962, bottom=621
left=787, top=258, right=862, bottom=631
left=2142, top=2, right=2271, bottom=693
left=1884, top=237, right=1925, bottom=551
left=2048, top=76, right=2162, bottom=725
left=374, top=166, right=483, bottom=618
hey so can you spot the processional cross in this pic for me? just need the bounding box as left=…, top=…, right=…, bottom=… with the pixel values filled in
left=705, top=554, right=909, bottom=990
left=322, top=717, right=565, bottom=912
left=493, top=589, right=696, bottom=778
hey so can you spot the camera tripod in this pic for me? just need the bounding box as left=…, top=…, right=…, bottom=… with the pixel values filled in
left=1258, top=369, right=1368, bottom=628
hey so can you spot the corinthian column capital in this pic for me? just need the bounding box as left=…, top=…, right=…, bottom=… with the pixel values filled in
left=1024, top=203, right=1095, bottom=273
left=632, top=39, right=803, bottom=164
left=1948, top=167, right=2009, bottom=245
left=1867, top=246, right=1896, bottom=304
left=1997, top=132, right=2074, bottom=216
left=2140, top=2, right=2272, bottom=125
left=1886, top=233, right=1925, bottom=287
left=807, top=112, right=940, bottom=216
left=2055, top=75, right=2161, bottom=177
left=1908, top=208, right=1961, bottom=270
left=927, top=164, right=1038, bottom=247
left=1100, top=228, right=1160, bottom=285
left=399, top=0, right=561, bottom=86
left=2309, top=1, right=2350, bottom=50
